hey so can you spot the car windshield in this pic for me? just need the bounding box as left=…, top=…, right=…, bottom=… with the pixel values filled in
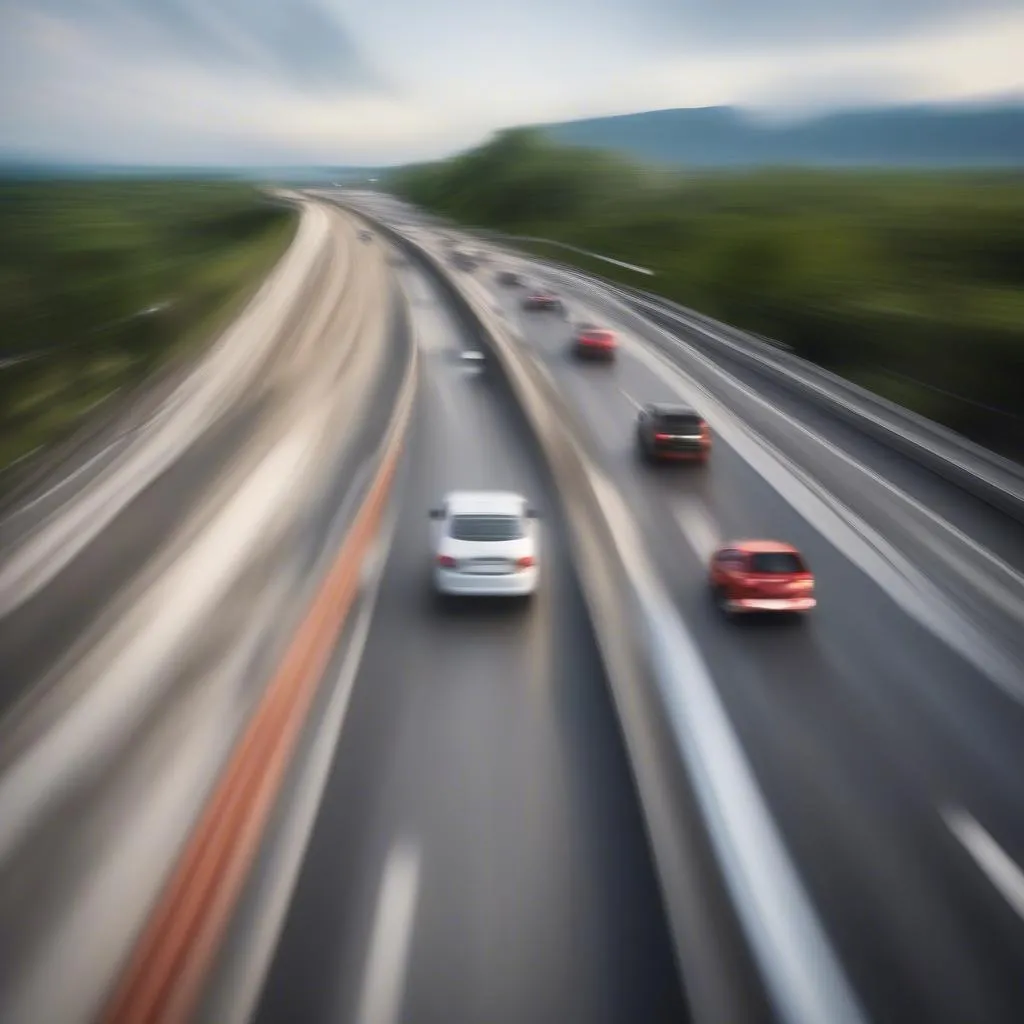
left=450, top=514, right=524, bottom=541
left=656, top=413, right=702, bottom=431
left=749, top=552, right=805, bottom=574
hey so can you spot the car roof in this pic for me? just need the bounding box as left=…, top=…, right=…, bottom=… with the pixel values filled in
left=444, top=490, right=527, bottom=515
left=722, top=539, right=801, bottom=554
left=646, top=402, right=699, bottom=416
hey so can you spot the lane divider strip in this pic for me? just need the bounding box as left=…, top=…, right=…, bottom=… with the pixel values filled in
left=100, top=344, right=417, bottom=1024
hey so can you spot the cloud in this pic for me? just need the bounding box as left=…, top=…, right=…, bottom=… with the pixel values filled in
left=625, top=9, right=1024, bottom=118
left=0, top=0, right=1022, bottom=164
left=628, top=0, right=1022, bottom=50
left=17, top=0, right=381, bottom=93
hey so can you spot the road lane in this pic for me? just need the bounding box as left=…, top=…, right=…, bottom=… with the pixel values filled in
left=480, top=271, right=1024, bottom=1024
left=530, top=265, right=1024, bottom=657
left=616, top=293, right=1024, bottom=578
left=0, top=204, right=373, bottom=720
left=0, top=203, right=406, bottom=1024
left=255, top=259, right=685, bottom=1024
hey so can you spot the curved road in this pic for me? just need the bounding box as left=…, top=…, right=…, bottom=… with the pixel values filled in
left=255, top=258, right=685, bottom=1022
left=469, top=255, right=1024, bottom=1024
left=4, top=186, right=1024, bottom=1024
left=0, top=200, right=404, bottom=1024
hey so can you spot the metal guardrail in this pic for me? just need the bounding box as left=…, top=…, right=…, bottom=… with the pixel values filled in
left=353, top=203, right=870, bottom=1024
left=470, top=228, right=1024, bottom=524
left=612, top=284, right=1024, bottom=523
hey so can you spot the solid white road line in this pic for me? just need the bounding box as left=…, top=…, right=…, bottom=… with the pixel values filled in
left=944, top=808, right=1024, bottom=922
left=355, top=841, right=422, bottom=1024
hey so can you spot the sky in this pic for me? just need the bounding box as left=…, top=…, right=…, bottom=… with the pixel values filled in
left=1, top=0, right=1022, bottom=165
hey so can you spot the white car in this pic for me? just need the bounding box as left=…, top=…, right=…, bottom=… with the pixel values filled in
left=430, top=491, right=539, bottom=597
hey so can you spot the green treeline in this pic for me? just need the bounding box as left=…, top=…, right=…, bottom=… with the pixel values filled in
left=0, top=181, right=295, bottom=473
left=390, top=129, right=1024, bottom=454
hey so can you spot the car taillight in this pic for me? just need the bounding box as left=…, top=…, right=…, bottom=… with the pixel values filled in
left=653, top=433, right=671, bottom=441
left=700, top=422, right=711, bottom=444
left=437, top=555, right=456, bottom=568
left=516, top=555, right=535, bottom=568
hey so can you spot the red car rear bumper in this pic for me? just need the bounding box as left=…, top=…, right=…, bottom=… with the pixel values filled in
left=723, top=596, right=816, bottom=613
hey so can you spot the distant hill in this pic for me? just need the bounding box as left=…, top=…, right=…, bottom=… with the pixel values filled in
left=542, top=103, right=1024, bottom=168
left=0, top=158, right=386, bottom=184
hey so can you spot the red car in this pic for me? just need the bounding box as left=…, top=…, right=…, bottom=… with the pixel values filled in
left=708, top=541, right=816, bottom=615
left=572, top=324, right=617, bottom=360
left=522, top=291, right=564, bottom=312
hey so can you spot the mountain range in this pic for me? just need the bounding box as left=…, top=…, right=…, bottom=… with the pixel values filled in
left=542, top=102, right=1024, bottom=168
left=0, top=157, right=384, bottom=183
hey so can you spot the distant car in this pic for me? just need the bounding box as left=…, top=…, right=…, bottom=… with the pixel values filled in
left=358, top=229, right=372, bottom=243
left=497, top=270, right=523, bottom=286
left=430, top=491, right=540, bottom=597
left=522, top=291, right=564, bottom=312
left=571, top=323, right=617, bottom=360
left=458, top=350, right=486, bottom=374
left=636, top=403, right=710, bottom=462
left=450, top=249, right=477, bottom=271
left=708, top=541, right=816, bottom=616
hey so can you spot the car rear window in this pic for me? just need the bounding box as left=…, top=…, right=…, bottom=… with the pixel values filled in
left=749, top=552, right=805, bottom=574
left=449, top=514, right=524, bottom=541
left=655, top=413, right=702, bottom=430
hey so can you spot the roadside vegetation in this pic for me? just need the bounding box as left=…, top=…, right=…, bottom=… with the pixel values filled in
left=0, top=181, right=296, bottom=477
left=390, top=129, right=1024, bottom=456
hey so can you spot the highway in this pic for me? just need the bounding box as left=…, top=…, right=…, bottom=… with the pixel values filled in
left=466, top=246, right=1024, bottom=1023
left=253, top=253, right=685, bottom=1023
left=2, top=186, right=1024, bottom=1024
left=335, top=190, right=1024, bottom=1022
left=0, top=199, right=408, bottom=1023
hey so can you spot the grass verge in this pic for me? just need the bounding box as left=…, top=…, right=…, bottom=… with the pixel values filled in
left=0, top=183, right=298, bottom=480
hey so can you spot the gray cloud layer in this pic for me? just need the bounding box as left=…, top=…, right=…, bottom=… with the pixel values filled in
left=1, top=0, right=1020, bottom=163
left=29, top=0, right=379, bottom=92
left=632, top=0, right=1019, bottom=48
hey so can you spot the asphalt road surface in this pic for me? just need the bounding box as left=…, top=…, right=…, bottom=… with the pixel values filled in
left=255, top=259, right=686, bottom=1024
left=479, top=265, right=1024, bottom=1024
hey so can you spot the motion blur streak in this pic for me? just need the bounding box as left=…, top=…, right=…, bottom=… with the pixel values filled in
left=0, top=198, right=404, bottom=1023
left=253, top=250, right=685, bottom=1024
left=101, top=342, right=413, bottom=1024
